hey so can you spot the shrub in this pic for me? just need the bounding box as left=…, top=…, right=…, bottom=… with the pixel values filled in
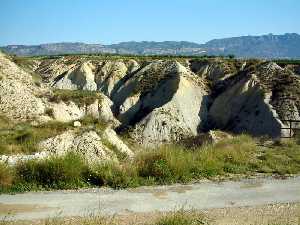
left=45, top=108, right=54, bottom=117
left=15, top=153, right=89, bottom=190
left=88, top=162, right=140, bottom=188
left=135, top=145, right=196, bottom=183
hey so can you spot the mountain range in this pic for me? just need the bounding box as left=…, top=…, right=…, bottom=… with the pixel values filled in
left=1, top=33, right=300, bottom=59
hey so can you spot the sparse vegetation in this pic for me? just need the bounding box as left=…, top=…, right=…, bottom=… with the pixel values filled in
left=0, top=115, right=110, bottom=155
left=49, top=89, right=103, bottom=106
left=44, top=108, right=54, bottom=117
left=101, top=138, right=128, bottom=161
left=1, top=135, right=299, bottom=193
left=0, top=210, right=207, bottom=225
left=0, top=120, right=72, bottom=155
left=154, top=210, right=207, bottom=225
left=79, top=115, right=108, bottom=133
left=11, top=56, right=43, bottom=84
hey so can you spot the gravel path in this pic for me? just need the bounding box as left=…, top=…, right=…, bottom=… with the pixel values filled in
left=1, top=176, right=300, bottom=221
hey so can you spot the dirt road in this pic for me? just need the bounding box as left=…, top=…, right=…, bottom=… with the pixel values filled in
left=0, top=176, right=300, bottom=221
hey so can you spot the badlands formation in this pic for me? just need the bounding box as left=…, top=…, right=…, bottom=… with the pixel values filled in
left=0, top=51, right=299, bottom=163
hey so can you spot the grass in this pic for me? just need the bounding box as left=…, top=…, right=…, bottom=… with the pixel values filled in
left=0, top=210, right=207, bottom=225
left=14, top=152, right=89, bottom=191
left=0, top=115, right=10, bottom=129
left=0, top=120, right=72, bottom=155
left=0, top=115, right=108, bottom=155
left=49, top=89, right=103, bottom=106
left=1, top=135, right=299, bottom=193
left=0, top=152, right=90, bottom=193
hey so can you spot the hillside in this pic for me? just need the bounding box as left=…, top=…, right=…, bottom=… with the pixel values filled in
left=2, top=33, right=300, bottom=58
left=1, top=53, right=299, bottom=146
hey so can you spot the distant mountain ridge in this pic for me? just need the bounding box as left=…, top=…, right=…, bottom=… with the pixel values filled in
left=2, top=42, right=115, bottom=56
left=204, top=33, right=300, bottom=58
left=2, top=33, right=300, bottom=58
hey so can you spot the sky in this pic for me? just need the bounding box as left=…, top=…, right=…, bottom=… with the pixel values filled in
left=0, top=0, right=299, bottom=46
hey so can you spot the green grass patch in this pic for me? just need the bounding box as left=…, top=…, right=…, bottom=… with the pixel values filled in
left=49, top=89, right=103, bottom=106
left=14, top=152, right=89, bottom=190
left=0, top=152, right=90, bottom=193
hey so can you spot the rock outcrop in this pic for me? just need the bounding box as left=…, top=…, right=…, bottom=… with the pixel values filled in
left=47, top=93, right=119, bottom=126
left=50, top=58, right=140, bottom=98
left=113, top=60, right=210, bottom=146
left=39, top=127, right=133, bottom=163
left=189, top=59, right=245, bottom=85
left=208, top=62, right=300, bottom=138
left=55, top=62, right=97, bottom=91
left=35, top=56, right=83, bottom=82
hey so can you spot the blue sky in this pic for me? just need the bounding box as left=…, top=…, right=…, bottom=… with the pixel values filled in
left=0, top=0, right=299, bottom=46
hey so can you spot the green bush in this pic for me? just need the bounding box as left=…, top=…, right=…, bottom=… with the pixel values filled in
left=15, top=152, right=89, bottom=190
left=135, top=146, right=196, bottom=183
left=88, top=162, right=140, bottom=189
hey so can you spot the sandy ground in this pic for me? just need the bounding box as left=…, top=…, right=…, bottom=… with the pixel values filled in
left=2, top=203, right=300, bottom=225
left=115, top=203, right=300, bottom=225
